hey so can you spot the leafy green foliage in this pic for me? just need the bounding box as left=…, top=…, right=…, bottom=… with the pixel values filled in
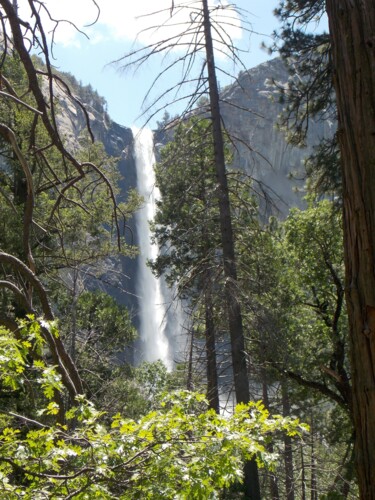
left=278, top=200, right=348, bottom=383
left=62, top=290, right=136, bottom=356
left=242, top=200, right=347, bottom=388
left=151, top=118, right=223, bottom=291
left=0, top=321, right=306, bottom=499
left=0, top=317, right=62, bottom=416
left=238, top=199, right=354, bottom=496
left=52, top=289, right=137, bottom=412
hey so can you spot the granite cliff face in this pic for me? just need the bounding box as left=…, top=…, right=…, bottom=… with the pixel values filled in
left=53, top=77, right=139, bottom=314
left=220, top=58, right=335, bottom=214
left=53, top=77, right=134, bottom=183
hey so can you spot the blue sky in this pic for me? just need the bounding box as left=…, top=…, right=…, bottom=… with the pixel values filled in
left=31, top=0, right=280, bottom=127
left=24, top=1, right=323, bottom=128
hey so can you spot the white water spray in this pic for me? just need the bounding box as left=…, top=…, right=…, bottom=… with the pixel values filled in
left=132, top=127, right=172, bottom=369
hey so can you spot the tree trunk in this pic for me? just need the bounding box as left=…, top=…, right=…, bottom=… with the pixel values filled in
left=310, top=423, right=317, bottom=500
left=201, top=0, right=260, bottom=497
left=332, top=442, right=355, bottom=498
left=282, top=381, right=295, bottom=500
left=301, top=444, right=307, bottom=500
left=199, top=148, right=220, bottom=414
left=262, top=376, right=280, bottom=499
left=187, top=326, right=194, bottom=391
left=325, top=1, right=375, bottom=497
left=205, top=290, right=220, bottom=412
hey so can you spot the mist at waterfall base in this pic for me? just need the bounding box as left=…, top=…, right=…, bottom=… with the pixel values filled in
left=132, top=127, right=183, bottom=370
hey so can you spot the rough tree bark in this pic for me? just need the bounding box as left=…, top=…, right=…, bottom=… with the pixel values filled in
left=199, top=149, right=220, bottom=413
left=325, top=1, right=375, bottom=497
left=201, top=0, right=260, bottom=497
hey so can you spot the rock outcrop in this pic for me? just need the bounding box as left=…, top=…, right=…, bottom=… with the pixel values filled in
left=221, top=58, right=335, bottom=214
left=53, top=76, right=139, bottom=314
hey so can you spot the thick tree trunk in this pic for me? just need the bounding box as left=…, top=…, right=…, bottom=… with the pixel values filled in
left=201, top=0, right=260, bottom=497
left=325, top=1, right=375, bottom=497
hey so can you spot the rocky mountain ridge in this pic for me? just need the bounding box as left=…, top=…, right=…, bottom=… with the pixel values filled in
left=56, top=57, right=335, bottom=218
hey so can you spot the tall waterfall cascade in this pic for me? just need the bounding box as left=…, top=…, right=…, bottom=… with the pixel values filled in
left=132, top=127, right=173, bottom=369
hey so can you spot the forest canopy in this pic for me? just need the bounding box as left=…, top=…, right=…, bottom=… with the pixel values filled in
left=1, top=0, right=375, bottom=498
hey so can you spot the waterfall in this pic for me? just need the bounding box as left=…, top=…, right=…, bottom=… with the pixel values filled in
left=132, top=127, right=172, bottom=369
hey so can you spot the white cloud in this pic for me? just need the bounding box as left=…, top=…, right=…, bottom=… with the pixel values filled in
left=97, top=0, right=242, bottom=46
left=18, top=0, right=243, bottom=52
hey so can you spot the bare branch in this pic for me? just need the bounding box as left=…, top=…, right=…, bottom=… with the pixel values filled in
left=0, top=252, right=84, bottom=397
left=0, top=122, right=35, bottom=273
left=0, top=90, right=43, bottom=114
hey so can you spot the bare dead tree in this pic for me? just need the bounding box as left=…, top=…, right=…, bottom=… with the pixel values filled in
left=115, top=2, right=261, bottom=497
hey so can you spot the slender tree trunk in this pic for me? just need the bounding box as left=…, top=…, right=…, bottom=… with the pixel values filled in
left=205, top=289, right=220, bottom=412
left=70, top=269, right=79, bottom=364
left=325, top=2, right=375, bottom=497
left=201, top=0, right=260, bottom=497
left=0, top=252, right=84, bottom=398
left=341, top=445, right=356, bottom=498
left=301, top=444, right=306, bottom=500
left=262, top=376, right=280, bottom=499
left=333, top=442, right=355, bottom=498
left=187, top=326, right=194, bottom=391
left=282, top=381, right=295, bottom=500
left=199, top=152, right=220, bottom=413
left=310, top=423, right=317, bottom=500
